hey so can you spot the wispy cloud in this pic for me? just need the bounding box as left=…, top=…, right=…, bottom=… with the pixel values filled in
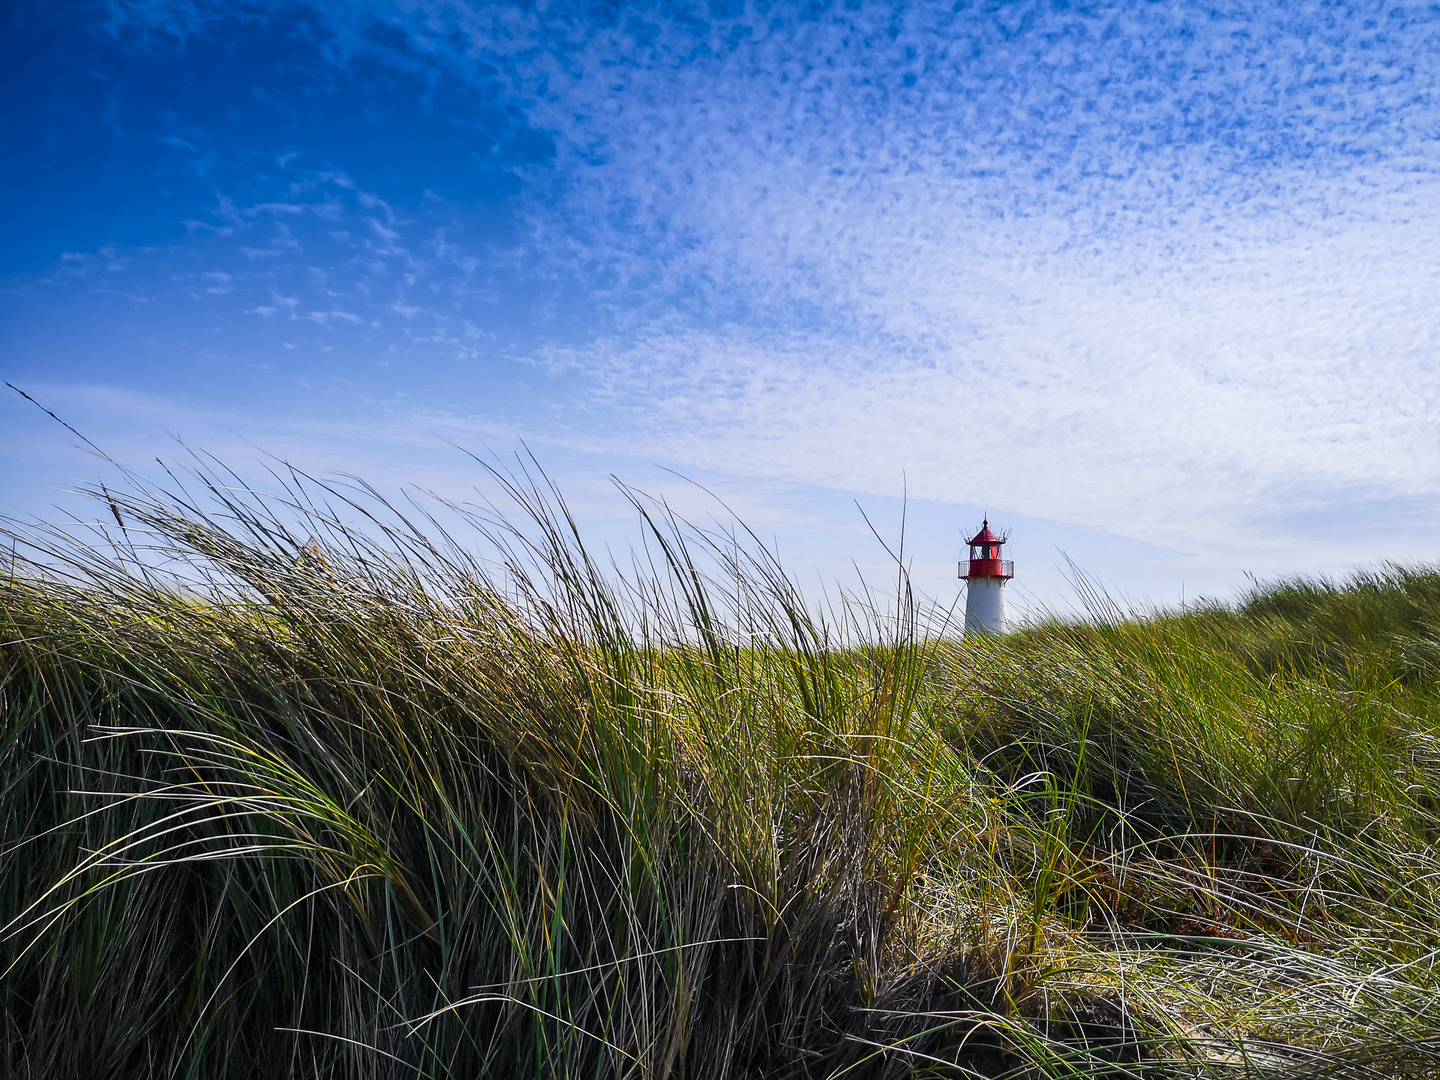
left=23, top=1, right=1440, bottom=579
left=501, top=2, right=1440, bottom=563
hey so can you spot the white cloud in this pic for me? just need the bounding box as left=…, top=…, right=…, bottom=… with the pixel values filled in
left=501, top=3, right=1440, bottom=567
left=67, top=1, right=1440, bottom=575
left=305, top=309, right=364, bottom=325
left=536, top=188, right=1440, bottom=565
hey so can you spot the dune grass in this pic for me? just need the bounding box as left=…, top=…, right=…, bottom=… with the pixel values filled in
left=3, top=461, right=1440, bottom=1078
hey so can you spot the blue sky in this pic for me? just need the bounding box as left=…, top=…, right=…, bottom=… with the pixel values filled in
left=5, top=0, right=1440, bottom=616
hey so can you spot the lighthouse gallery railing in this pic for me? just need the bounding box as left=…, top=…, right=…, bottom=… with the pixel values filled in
left=959, top=559, right=1014, bottom=579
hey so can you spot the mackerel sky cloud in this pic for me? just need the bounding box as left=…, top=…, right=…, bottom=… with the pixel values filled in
left=5, top=0, right=1440, bottom=612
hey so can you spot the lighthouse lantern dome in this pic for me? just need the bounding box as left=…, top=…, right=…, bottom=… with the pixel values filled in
left=965, top=522, right=1001, bottom=547
left=961, top=519, right=1013, bottom=580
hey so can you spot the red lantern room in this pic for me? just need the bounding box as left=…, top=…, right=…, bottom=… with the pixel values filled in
left=961, top=519, right=1014, bottom=581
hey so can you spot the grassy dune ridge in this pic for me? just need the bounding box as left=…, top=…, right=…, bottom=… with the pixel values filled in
left=3, top=463, right=1440, bottom=1078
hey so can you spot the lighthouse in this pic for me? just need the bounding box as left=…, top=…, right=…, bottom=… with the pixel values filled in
left=960, top=519, right=1013, bottom=635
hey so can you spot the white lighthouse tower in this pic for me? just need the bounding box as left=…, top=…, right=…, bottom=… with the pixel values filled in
left=960, top=519, right=1014, bottom=635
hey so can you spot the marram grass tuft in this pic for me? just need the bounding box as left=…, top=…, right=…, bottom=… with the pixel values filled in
left=3, top=460, right=1440, bottom=1078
